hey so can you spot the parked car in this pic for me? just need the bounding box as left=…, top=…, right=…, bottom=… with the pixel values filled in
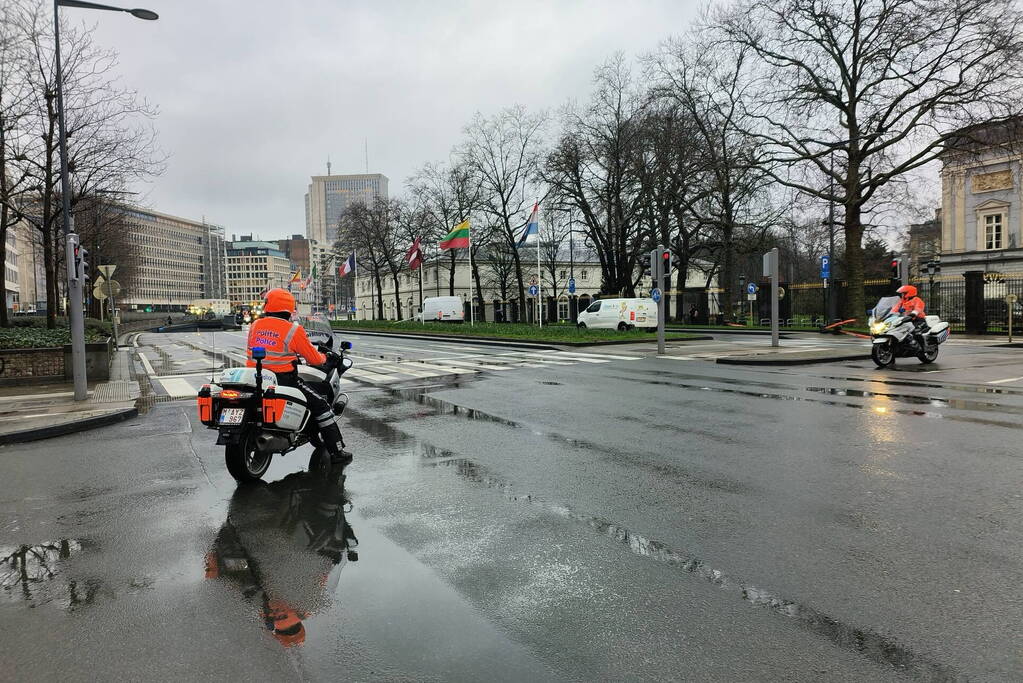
left=414, top=296, right=464, bottom=323
left=576, top=298, right=657, bottom=331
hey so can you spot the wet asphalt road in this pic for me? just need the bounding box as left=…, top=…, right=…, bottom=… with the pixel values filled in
left=2, top=330, right=1022, bottom=681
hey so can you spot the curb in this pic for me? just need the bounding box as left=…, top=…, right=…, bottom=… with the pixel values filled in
left=667, top=328, right=796, bottom=337
left=0, top=407, right=138, bottom=446
left=716, top=352, right=870, bottom=366
left=331, top=328, right=711, bottom=349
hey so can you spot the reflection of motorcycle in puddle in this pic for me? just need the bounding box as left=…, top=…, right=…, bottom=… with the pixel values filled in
left=205, top=470, right=358, bottom=646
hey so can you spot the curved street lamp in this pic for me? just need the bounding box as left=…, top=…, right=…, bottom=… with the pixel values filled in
left=54, top=0, right=157, bottom=400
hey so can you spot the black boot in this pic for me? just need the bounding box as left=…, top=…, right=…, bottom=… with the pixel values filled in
left=320, top=420, right=353, bottom=467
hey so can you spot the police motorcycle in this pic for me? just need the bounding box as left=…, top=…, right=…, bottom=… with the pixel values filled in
left=196, top=324, right=354, bottom=483
left=204, top=468, right=358, bottom=646
left=869, top=295, right=951, bottom=368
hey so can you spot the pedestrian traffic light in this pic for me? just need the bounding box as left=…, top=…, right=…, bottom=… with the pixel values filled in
left=661, top=249, right=673, bottom=283
left=890, top=258, right=900, bottom=280
left=890, top=256, right=908, bottom=284
left=75, top=244, right=90, bottom=283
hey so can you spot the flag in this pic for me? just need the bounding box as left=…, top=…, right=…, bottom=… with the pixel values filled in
left=439, top=220, right=470, bottom=250
left=290, top=270, right=302, bottom=283
left=338, top=252, right=356, bottom=277
left=300, top=264, right=316, bottom=290
left=516, top=203, right=539, bottom=248
left=405, top=237, right=423, bottom=270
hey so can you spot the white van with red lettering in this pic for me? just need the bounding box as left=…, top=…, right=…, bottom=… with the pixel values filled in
left=576, top=298, right=657, bottom=331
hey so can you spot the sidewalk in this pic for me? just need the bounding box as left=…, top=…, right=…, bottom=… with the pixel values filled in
left=0, top=348, right=141, bottom=445
left=714, top=345, right=870, bottom=366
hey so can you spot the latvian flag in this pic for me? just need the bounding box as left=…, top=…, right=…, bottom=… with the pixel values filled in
left=517, top=203, right=539, bottom=248
left=439, top=220, right=470, bottom=250
left=338, top=252, right=356, bottom=277
left=405, top=237, right=423, bottom=270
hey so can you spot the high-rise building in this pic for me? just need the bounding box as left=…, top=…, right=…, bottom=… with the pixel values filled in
left=4, top=228, right=19, bottom=312
left=305, top=173, right=388, bottom=246
left=226, top=238, right=293, bottom=307
left=115, top=206, right=228, bottom=311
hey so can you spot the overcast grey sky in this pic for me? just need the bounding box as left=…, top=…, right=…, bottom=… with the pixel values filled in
left=82, top=1, right=702, bottom=240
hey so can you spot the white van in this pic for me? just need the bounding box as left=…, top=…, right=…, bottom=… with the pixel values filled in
left=576, top=298, right=657, bottom=331
left=414, top=296, right=465, bottom=323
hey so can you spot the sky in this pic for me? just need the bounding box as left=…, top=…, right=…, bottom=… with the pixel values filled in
left=83, top=0, right=703, bottom=241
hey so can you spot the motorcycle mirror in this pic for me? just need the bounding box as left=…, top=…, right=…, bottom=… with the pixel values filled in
left=341, top=357, right=353, bottom=369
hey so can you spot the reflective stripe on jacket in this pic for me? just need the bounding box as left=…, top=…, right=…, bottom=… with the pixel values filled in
left=246, top=317, right=327, bottom=373
left=895, top=297, right=925, bottom=318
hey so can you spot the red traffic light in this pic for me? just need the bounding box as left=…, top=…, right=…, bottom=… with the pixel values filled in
left=662, top=251, right=670, bottom=260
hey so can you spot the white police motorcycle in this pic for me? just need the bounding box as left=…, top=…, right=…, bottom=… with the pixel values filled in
left=869, top=296, right=950, bottom=368
left=197, top=323, right=353, bottom=483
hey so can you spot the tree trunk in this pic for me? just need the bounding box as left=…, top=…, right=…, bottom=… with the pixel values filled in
left=843, top=206, right=865, bottom=321
left=390, top=271, right=402, bottom=320
left=511, top=241, right=525, bottom=322
left=374, top=272, right=384, bottom=319
left=448, top=251, right=456, bottom=296
left=721, top=224, right=735, bottom=322
left=471, top=258, right=485, bottom=322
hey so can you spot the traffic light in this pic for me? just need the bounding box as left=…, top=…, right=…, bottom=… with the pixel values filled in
left=890, top=256, right=908, bottom=285
left=660, top=249, right=673, bottom=284
left=890, top=258, right=900, bottom=280
left=648, top=249, right=659, bottom=287
left=76, top=244, right=89, bottom=283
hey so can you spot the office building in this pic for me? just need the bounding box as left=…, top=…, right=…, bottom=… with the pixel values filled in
left=226, top=238, right=293, bottom=307
left=305, top=173, right=388, bottom=246
left=4, top=228, right=18, bottom=312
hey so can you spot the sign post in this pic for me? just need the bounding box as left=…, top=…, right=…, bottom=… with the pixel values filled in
left=1007, top=293, right=1018, bottom=343
left=746, top=282, right=758, bottom=326
left=651, top=246, right=667, bottom=355
left=763, top=248, right=780, bottom=347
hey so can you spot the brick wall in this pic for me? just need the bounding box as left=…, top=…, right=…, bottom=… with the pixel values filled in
left=0, top=348, right=65, bottom=380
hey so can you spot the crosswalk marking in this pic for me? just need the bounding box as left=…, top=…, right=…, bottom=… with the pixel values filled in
left=345, top=368, right=403, bottom=382
left=157, top=377, right=198, bottom=398
left=440, top=359, right=514, bottom=371
left=406, top=361, right=478, bottom=375
left=554, top=351, right=642, bottom=361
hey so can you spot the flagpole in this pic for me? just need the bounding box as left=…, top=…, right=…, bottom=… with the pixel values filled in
left=419, top=252, right=424, bottom=326
left=537, top=200, right=542, bottom=329
left=468, top=224, right=475, bottom=327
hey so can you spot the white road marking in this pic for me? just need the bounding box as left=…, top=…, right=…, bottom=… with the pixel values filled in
left=138, top=352, right=156, bottom=376
left=554, top=351, right=642, bottom=360
left=440, top=359, right=514, bottom=371
left=344, top=368, right=402, bottom=383
left=406, top=361, right=478, bottom=375
left=157, top=377, right=198, bottom=398
left=986, top=376, right=1023, bottom=384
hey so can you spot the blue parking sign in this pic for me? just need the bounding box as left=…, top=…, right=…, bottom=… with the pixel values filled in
left=821, top=255, right=831, bottom=279
left=568, top=278, right=576, bottom=294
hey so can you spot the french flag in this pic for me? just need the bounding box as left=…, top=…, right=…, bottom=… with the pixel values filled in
left=338, top=252, right=356, bottom=277
left=517, top=203, right=539, bottom=248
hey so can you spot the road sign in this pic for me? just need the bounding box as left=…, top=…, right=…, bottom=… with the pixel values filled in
left=747, top=293, right=757, bottom=301
left=93, top=280, right=121, bottom=300
left=778, top=287, right=786, bottom=300
left=747, top=282, right=758, bottom=295
left=568, top=278, right=576, bottom=294
left=820, top=255, right=830, bottom=279
left=1006, top=294, right=1018, bottom=304
left=528, top=284, right=539, bottom=297
left=98, top=264, right=117, bottom=279
left=651, top=287, right=662, bottom=303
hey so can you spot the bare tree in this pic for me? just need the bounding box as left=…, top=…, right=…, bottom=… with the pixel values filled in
left=335, top=201, right=388, bottom=320
left=544, top=56, right=647, bottom=297
left=462, top=106, right=547, bottom=316
left=714, top=0, right=1023, bottom=318
left=10, top=1, right=163, bottom=327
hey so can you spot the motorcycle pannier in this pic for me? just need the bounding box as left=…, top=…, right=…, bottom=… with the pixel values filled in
left=261, top=386, right=308, bottom=431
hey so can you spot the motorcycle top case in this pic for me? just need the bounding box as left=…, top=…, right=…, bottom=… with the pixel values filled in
left=217, top=367, right=277, bottom=388
left=261, top=385, right=309, bottom=432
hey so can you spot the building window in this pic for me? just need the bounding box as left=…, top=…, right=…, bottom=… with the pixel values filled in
left=559, top=269, right=566, bottom=279
left=580, top=270, right=588, bottom=281
left=984, top=213, right=1004, bottom=250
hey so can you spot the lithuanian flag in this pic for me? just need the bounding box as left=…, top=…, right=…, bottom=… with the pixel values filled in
left=439, top=220, right=470, bottom=250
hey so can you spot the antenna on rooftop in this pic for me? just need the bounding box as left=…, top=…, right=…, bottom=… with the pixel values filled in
left=364, top=139, right=369, bottom=174
left=327, top=155, right=332, bottom=176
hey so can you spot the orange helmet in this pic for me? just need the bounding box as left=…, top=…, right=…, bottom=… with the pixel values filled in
left=263, top=600, right=306, bottom=646
left=264, top=288, right=296, bottom=314
left=897, top=285, right=917, bottom=299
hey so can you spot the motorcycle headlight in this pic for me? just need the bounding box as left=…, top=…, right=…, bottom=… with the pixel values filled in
left=870, top=321, right=887, bottom=335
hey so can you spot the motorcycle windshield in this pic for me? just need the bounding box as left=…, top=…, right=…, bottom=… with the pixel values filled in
left=874, top=296, right=901, bottom=321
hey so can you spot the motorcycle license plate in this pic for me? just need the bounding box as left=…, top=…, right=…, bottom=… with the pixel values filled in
left=219, top=408, right=245, bottom=425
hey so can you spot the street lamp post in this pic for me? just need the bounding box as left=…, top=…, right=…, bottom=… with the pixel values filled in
left=53, top=0, right=157, bottom=400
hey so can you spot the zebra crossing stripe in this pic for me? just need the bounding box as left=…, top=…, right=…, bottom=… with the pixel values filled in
left=407, top=361, right=478, bottom=375
left=440, top=359, right=514, bottom=371
left=553, top=351, right=642, bottom=360
left=157, top=377, right=197, bottom=398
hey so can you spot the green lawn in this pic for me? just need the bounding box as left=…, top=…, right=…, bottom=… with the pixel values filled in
left=330, top=320, right=701, bottom=343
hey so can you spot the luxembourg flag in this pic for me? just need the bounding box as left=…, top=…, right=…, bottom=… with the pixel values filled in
left=517, top=202, right=539, bottom=248
left=338, top=252, right=356, bottom=277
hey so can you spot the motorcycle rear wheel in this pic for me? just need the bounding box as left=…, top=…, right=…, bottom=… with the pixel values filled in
left=871, top=342, right=896, bottom=368
left=225, top=434, right=272, bottom=483
left=918, top=342, right=939, bottom=364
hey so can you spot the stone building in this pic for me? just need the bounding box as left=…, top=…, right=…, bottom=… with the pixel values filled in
left=226, top=238, right=293, bottom=308
left=940, top=118, right=1023, bottom=277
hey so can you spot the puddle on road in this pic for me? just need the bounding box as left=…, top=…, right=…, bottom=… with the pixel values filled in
left=611, top=372, right=1023, bottom=431
left=0, top=539, right=110, bottom=609
left=339, top=403, right=961, bottom=681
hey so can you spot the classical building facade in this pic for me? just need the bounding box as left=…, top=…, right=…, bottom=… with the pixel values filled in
left=940, top=119, right=1023, bottom=277
left=226, top=239, right=293, bottom=307
left=304, top=173, right=388, bottom=246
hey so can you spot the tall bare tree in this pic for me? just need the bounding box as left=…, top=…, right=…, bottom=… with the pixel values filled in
left=714, top=0, right=1023, bottom=318
left=545, top=56, right=647, bottom=297
left=462, top=106, right=546, bottom=317
left=10, top=1, right=162, bottom=327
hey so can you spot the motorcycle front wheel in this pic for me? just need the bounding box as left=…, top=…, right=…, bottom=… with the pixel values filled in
left=918, top=341, right=939, bottom=364
left=871, top=341, right=896, bottom=368
left=225, top=434, right=272, bottom=483
left=308, top=447, right=332, bottom=477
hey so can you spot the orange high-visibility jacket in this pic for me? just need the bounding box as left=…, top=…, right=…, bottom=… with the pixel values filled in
left=246, top=316, right=326, bottom=374
left=895, top=296, right=925, bottom=318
